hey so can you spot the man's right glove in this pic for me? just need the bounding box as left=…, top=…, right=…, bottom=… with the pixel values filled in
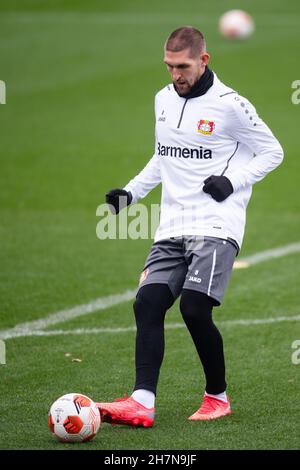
left=105, top=188, right=132, bottom=214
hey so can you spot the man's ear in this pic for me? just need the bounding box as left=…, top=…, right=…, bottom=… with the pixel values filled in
left=201, top=52, right=210, bottom=66
left=198, top=52, right=209, bottom=66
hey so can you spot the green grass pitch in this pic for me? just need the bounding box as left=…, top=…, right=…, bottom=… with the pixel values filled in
left=0, top=0, right=300, bottom=450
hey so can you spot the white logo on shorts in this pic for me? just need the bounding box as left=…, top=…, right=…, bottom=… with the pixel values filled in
left=188, top=275, right=202, bottom=283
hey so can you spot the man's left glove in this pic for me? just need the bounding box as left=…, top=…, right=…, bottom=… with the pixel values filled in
left=105, top=188, right=132, bottom=214
left=203, top=175, right=233, bottom=202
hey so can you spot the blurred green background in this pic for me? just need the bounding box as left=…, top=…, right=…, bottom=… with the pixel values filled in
left=1, top=0, right=299, bottom=327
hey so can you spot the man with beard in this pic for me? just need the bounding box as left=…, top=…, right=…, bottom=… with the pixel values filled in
left=99, top=26, right=283, bottom=426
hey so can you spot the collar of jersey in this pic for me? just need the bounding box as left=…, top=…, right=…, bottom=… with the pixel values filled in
left=173, top=66, right=214, bottom=99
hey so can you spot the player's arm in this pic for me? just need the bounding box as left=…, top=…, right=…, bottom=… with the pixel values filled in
left=106, top=94, right=162, bottom=214
left=221, top=95, right=284, bottom=191
left=203, top=95, right=284, bottom=202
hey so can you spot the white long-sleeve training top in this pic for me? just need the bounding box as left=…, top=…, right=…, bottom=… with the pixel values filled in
left=124, top=73, right=284, bottom=249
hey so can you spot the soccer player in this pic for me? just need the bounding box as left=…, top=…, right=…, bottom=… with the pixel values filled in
left=98, top=27, right=283, bottom=426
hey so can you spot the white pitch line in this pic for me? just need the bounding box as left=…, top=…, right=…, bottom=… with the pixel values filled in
left=2, top=314, right=300, bottom=339
left=238, top=242, right=300, bottom=266
left=0, top=241, right=299, bottom=341
left=0, top=289, right=136, bottom=341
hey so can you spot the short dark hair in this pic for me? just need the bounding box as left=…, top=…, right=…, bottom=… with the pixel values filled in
left=165, top=26, right=206, bottom=57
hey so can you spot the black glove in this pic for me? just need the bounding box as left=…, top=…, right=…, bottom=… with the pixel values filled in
left=203, top=175, right=233, bottom=202
left=105, top=188, right=132, bottom=214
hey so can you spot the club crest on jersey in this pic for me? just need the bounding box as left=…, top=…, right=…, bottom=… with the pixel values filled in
left=139, top=268, right=149, bottom=285
left=197, top=119, right=215, bottom=135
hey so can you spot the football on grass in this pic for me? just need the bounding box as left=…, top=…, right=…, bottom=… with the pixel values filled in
left=48, top=393, right=101, bottom=442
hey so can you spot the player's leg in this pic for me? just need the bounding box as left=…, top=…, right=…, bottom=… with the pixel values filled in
left=180, top=289, right=231, bottom=420
left=180, top=289, right=226, bottom=394
left=132, top=238, right=186, bottom=402
left=133, top=283, right=175, bottom=396
left=97, top=238, right=185, bottom=427
left=96, top=284, right=175, bottom=428
left=181, top=236, right=237, bottom=420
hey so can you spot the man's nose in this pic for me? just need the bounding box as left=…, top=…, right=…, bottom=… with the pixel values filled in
left=171, top=68, right=181, bottom=81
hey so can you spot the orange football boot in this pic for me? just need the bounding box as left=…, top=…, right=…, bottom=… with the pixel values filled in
left=96, top=395, right=155, bottom=428
left=189, top=394, right=231, bottom=421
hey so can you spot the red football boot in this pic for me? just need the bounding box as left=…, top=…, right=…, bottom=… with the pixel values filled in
left=189, top=394, right=231, bottom=421
left=96, top=395, right=155, bottom=428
